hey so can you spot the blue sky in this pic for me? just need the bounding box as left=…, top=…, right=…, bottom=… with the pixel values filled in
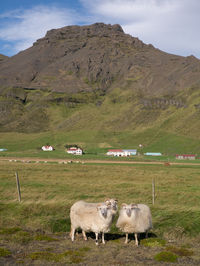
left=0, top=0, right=200, bottom=58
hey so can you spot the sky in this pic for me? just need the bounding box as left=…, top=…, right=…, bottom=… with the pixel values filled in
left=0, top=0, right=200, bottom=58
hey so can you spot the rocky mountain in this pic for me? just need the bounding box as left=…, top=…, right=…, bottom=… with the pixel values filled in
left=0, top=23, right=200, bottom=139
left=0, top=54, right=9, bottom=63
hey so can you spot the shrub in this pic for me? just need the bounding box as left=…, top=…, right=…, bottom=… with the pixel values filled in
left=154, top=251, right=178, bottom=263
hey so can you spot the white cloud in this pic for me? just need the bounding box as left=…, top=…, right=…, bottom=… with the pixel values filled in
left=1, top=1, right=200, bottom=58
left=0, top=6, right=79, bottom=54
left=81, top=0, right=200, bottom=58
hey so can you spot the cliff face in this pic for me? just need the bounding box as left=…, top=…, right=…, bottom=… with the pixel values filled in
left=0, top=23, right=200, bottom=134
left=1, top=23, right=200, bottom=95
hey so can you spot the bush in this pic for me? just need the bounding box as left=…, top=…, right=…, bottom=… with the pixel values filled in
left=154, top=251, right=178, bottom=263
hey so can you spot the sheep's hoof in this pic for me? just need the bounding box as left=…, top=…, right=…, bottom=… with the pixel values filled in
left=95, top=241, right=99, bottom=246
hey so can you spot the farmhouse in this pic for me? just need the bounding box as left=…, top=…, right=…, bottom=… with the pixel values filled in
left=67, top=147, right=83, bottom=155
left=176, top=154, right=196, bottom=160
left=41, top=145, right=54, bottom=151
left=106, top=149, right=137, bottom=157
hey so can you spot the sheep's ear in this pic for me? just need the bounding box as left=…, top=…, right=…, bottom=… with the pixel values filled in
left=114, top=199, right=118, bottom=202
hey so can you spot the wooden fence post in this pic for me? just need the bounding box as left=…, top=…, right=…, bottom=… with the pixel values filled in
left=152, top=178, right=155, bottom=205
left=15, top=172, right=21, bottom=202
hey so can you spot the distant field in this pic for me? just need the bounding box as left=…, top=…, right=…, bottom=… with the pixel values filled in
left=0, top=129, right=200, bottom=161
left=1, top=161, right=200, bottom=264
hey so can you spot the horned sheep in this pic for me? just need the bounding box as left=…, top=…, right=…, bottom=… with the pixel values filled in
left=116, top=203, right=152, bottom=246
left=70, top=200, right=116, bottom=245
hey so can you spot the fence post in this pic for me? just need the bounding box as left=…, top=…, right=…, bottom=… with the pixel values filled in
left=15, top=172, right=21, bottom=202
left=152, top=178, right=155, bottom=205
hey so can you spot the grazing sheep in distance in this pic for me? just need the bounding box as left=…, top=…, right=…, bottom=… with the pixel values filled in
left=70, top=200, right=114, bottom=245
left=116, top=203, right=152, bottom=246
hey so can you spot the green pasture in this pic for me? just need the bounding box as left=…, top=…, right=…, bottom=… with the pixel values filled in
left=0, top=129, right=200, bottom=161
left=0, top=160, right=200, bottom=238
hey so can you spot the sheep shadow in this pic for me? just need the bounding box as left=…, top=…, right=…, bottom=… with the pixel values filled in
left=75, top=230, right=157, bottom=243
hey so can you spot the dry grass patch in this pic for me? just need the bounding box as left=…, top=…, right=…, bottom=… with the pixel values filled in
left=166, top=245, right=194, bottom=256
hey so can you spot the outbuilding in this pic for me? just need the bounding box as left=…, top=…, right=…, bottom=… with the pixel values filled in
left=176, top=154, right=196, bottom=160
left=144, top=152, right=162, bottom=156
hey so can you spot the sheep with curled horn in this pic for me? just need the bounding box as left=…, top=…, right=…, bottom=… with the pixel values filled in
left=70, top=200, right=115, bottom=245
left=116, top=203, right=152, bottom=246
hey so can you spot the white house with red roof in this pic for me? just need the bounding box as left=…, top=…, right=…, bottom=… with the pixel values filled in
left=67, top=147, right=83, bottom=155
left=41, top=145, right=54, bottom=151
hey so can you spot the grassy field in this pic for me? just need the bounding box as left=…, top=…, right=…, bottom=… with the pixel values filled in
left=0, top=129, right=200, bottom=161
left=0, top=160, right=200, bottom=264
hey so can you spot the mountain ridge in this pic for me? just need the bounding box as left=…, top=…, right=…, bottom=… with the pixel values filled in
left=0, top=23, right=200, bottom=144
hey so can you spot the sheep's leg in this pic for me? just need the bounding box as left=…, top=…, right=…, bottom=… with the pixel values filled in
left=82, top=230, right=87, bottom=241
left=95, top=232, right=99, bottom=246
left=134, top=233, right=139, bottom=246
left=70, top=227, right=75, bottom=242
left=125, top=233, right=129, bottom=244
left=145, top=230, right=148, bottom=239
left=102, top=232, right=105, bottom=244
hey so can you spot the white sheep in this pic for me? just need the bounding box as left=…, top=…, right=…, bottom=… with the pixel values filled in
left=116, top=203, right=152, bottom=246
left=78, top=198, right=118, bottom=241
left=70, top=200, right=114, bottom=245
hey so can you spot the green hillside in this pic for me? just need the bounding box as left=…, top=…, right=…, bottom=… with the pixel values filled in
left=0, top=85, right=200, bottom=157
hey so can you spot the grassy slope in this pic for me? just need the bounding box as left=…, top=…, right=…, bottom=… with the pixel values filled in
left=0, top=85, right=200, bottom=157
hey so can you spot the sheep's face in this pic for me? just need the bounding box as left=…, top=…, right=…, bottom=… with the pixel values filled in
left=121, top=203, right=138, bottom=217
left=105, top=198, right=118, bottom=211
left=97, top=204, right=111, bottom=219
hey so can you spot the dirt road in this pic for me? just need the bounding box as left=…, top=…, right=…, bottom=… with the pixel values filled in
left=1, top=156, right=200, bottom=166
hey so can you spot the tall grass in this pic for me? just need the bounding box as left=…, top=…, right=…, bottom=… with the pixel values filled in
left=0, top=161, right=200, bottom=238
